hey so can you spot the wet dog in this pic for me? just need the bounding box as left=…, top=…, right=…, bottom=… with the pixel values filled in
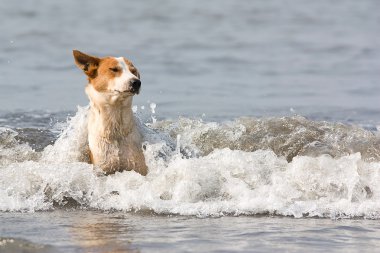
left=73, top=50, right=147, bottom=175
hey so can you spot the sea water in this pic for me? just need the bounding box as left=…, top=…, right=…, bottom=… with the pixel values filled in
left=1, top=107, right=380, bottom=252
left=1, top=0, right=380, bottom=252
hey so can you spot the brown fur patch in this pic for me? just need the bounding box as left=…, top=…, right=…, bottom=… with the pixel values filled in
left=89, top=57, right=121, bottom=92
left=73, top=50, right=100, bottom=79
left=89, top=150, right=94, bottom=164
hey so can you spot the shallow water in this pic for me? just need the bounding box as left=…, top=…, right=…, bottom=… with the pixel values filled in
left=2, top=211, right=380, bottom=253
left=1, top=0, right=380, bottom=252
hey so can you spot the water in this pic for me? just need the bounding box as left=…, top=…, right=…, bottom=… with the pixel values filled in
left=1, top=0, right=380, bottom=252
left=2, top=212, right=380, bottom=253
left=1, top=0, right=379, bottom=119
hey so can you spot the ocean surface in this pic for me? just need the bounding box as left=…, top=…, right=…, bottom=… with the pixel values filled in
left=1, top=0, right=380, bottom=252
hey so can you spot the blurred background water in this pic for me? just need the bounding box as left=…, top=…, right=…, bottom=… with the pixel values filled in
left=1, top=1, right=380, bottom=253
left=0, top=0, right=379, bottom=121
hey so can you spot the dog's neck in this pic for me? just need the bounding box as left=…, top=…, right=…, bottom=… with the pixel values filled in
left=86, top=87, right=135, bottom=140
left=94, top=103, right=134, bottom=140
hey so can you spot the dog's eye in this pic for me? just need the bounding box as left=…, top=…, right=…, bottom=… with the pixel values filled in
left=109, top=67, right=119, bottom=73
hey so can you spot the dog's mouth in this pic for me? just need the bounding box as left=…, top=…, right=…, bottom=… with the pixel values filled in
left=128, top=87, right=140, bottom=95
left=113, top=89, right=139, bottom=96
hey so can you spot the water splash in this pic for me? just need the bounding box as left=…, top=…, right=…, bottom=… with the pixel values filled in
left=150, top=102, right=157, bottom=123
left=1, top=108, right=380, bottom=218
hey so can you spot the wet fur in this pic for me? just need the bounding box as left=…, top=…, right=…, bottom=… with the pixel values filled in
left=73, top=50, right=147, bottom=176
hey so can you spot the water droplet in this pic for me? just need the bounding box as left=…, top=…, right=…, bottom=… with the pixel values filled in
left=150, top=103, right=156, bottom=114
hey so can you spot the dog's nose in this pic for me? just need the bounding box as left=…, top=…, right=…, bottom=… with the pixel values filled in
left=130, top=79, right=141, bottom=91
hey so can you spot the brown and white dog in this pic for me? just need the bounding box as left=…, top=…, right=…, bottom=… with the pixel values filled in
left=73, top=50, right=148, bottom=176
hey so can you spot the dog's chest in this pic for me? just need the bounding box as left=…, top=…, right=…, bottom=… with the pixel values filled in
left=86, top=106, right=144, bottom=173
left=89, top=134, right=138, bottom=171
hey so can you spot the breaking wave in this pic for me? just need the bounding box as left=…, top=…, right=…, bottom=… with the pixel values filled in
left=1, top=106, right=380, bottom=218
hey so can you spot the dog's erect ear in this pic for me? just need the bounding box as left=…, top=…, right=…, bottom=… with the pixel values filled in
left=73, top=50, right=100, bottom=78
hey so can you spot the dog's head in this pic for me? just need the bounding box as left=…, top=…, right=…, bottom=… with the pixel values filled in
left=73, top=50, right=141, bottom=104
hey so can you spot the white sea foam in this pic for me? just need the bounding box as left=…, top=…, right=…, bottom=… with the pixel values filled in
left=0, top=127, right=39, bottom=166
left=41, top=106, right=89, bottom=163
left=1, top=107, right=380, bottom=218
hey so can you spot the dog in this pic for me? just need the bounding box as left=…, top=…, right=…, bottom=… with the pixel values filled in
left=73, top=50, right=148, bottom=176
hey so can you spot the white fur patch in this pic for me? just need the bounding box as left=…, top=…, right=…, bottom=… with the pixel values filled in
left=112, top=57, right=137, bottom=92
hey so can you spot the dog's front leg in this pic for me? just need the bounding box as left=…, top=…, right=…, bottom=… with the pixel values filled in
left=124, top=145, right=148, bottom=176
